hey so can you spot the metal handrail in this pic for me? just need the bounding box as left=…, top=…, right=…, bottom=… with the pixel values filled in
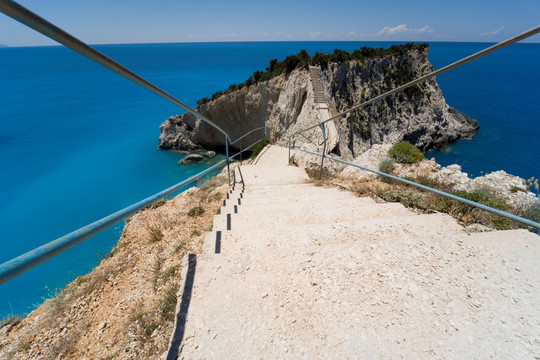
left=230, top=126, right=265, bottom=145
left=0, top=0, right=236, bottom=142
left=287, top=26, right=540, bottom=230
left=230, top=138, right=265, bottom=160
left=0, top=158, right=228, bottom=285
left=0, top=136, right=267, bottom=285
left=0, top=0, right=271, bottom=285
left=291, top=146, right=540, bottom=230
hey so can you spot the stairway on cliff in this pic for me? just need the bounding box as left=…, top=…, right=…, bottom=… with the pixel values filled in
left=308, top=66, right=339, bottom=151
left=168, top=145, right=540, bottom=359
left=309, top=66, right=327, bottom=105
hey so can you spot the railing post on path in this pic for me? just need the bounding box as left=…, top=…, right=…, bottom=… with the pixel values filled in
left=225, top=135, right=231, bottom=185
left=288, top=136, right=291, bottom=164
left=319, top=123, right=327, bottom=180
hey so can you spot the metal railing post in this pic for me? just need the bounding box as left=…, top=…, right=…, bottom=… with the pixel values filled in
left=288, top=136, right=291, bottom=164
left=319, top=123, right=327, bottom=180
left=225, top=135, right=231, bottom=185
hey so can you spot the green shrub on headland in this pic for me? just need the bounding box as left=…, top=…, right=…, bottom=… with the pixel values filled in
left=388, top=141, right=424, bottom=164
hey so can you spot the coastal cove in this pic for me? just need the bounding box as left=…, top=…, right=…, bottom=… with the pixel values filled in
left=0, top=41, right=539, bottom=318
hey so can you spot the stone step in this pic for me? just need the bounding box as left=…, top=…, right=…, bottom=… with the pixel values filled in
left=219, top=195, right=376, bottom=213
left=213, top=201, right=412, bottom=231
left=171, top=145, right=540, bottom=359
left=233, top=165, right=309, bottom=185
left=221, top=189, right=371, bottom=208
left=203, top=212, right=463, bottom=254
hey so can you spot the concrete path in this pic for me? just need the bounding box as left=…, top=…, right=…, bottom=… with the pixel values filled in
left=168, top=145, right=540, bottom=359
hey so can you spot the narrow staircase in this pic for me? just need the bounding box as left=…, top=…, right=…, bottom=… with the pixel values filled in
left=168, top=145, right=540, bottom=359
left=309, top=66, right=327, bottom=105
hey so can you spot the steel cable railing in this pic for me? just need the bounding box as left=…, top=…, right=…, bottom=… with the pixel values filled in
left=288, top=25, right=540, bottom=231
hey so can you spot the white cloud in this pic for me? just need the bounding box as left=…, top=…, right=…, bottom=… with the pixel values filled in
left=481, top=26, right=504, bottom=36
left=377, top=24, right=433, bottom=36
left=308, top=31, right=322, bottom=38
left=219, top=32, right=241, bottom=39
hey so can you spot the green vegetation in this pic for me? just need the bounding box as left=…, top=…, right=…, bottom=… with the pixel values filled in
left=197, top=43, right=428, bottom=106
left=190, top=229, right=202, bottom=237
left=200, top=176, right=227, bottom=193
left=130, top=305, right=159, bottom=339
left=250, top=139, right=271, bottom=160
left=197, top=50, right=311, bottom=106
left=388, top=141, right=424, bottom=163
left=160, top=284, right=180, bottom=321
left=344, top=175, right=513, bottom=230
left=311, top=43, right=428, bottom=69
left=522, top=202, right=540, bottom=223
left=149, top=198, right=166, bottom=209
left=378, top=158, right=395, bottom=174
left=187, top=206, right=205, bottom=217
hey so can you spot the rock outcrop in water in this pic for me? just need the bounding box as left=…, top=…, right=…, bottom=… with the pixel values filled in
left=158, top=45, right=478, bottom=157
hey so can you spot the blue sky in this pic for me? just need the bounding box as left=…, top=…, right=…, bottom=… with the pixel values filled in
left=1, top=0, right=539, bottom=46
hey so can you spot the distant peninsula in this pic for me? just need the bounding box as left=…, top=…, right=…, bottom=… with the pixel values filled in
left=0, top=44, right=9, bottom=48
left=159, top=43, right=478, bottom=158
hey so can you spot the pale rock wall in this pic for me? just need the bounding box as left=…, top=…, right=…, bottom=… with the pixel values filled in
left=159, top=70, right=334, bottom=152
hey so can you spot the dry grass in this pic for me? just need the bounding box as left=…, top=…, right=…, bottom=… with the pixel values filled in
left=147, top=225, right=164, bottom=243
left=327, top=175, right=520, bottom=230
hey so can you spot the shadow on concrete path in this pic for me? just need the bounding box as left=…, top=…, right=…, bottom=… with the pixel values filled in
left=166, top=253, right=197, bottom=360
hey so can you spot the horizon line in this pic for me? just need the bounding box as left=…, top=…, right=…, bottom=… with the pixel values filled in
left=2, top=38, right=540, bottom=48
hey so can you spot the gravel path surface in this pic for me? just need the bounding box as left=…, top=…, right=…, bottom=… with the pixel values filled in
left=169, top=145, right=540, bottom=359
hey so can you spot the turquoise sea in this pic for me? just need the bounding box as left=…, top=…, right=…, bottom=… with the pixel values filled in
left=1, top=41, right=539, bottom=318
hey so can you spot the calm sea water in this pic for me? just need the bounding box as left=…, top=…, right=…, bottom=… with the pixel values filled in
left=0, top=41, right=538, bottom=318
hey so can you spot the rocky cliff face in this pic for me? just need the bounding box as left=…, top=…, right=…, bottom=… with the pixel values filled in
left=319, top=47, right=478, bottom=157
left=158, top=46, right=478, bottom=157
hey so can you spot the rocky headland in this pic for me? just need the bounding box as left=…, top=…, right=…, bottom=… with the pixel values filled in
left=158, top=44, right=478, bottom=156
